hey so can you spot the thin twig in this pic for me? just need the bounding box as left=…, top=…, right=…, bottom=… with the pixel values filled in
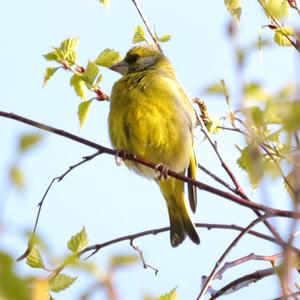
left=17, top=151, right=101, bottom=261
left=196, top=112, right=285, bottom=246
left=196, top=214, right=269, bottom=300
left=130, top=0, right=161, bottom=51
left=209, top=267, right=275, bottom=299
left=214, top=252, right=283, bottom=280
left=198, top=163, right=239, bottom=195
left=130, top=239, right=158, bottom=275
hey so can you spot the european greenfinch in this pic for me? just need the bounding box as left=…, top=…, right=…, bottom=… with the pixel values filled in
left=108, top=45, right=200, bottom=247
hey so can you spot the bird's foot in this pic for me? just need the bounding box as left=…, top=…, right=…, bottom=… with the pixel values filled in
left=155, top=163, right=169, bottom=180
left=115, top=149, right=128, bottom=166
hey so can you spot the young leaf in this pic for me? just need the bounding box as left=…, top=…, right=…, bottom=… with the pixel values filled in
left=133, top=25, right=148, bottom=44
left=157, top=288, right=179, bottom=300
left=262, top=0, right=290, bottom=19
left=96, top=74, right=103, bottom=85
left=19, top=133, right=43, bottom=153
left=224, top=0, right=242, bottom=22
left=78, top=100, right=92, bottom=128
left=99, top=0, right=110, bottom=7
left=43, top=67, right=59, bottom=86
left=154, top=31, right=172, bottom=43
left=49, top=274, right=77, bottom=293
left=70, top=74, right=87, bottom=100
left=43, top=51, right=60, bottom=62
left=67, top=227, right=88, bottom=255
left=274, top=27, right=294, bottom=47
left=237, top=144, right=264, bottom=188
left=110, top=255, right=139, bottom=269
left=206, top=116, right=222, bottom=134
left=83, top=61, right=99, bottom=85
left=26, top=247, right=44, bottom=269
left=244, top=82, right=270, bottom=101
left=204, top=82, right=224, bottom=95
left=94, top=49, right=122, bottom=67
left=9, top=166, right=25, bottom=190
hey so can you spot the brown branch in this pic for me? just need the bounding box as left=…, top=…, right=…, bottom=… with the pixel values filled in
left=214, top=252, right=283, bottom=281
left=196, top=214, right=269, bottom=300
left=195, top=108, right=285, bottom=246
left=78, top=222, right=281, bottom=261
left=209, top=267, right=275, bottom=299
left=2, top=111, right=300, bottom=220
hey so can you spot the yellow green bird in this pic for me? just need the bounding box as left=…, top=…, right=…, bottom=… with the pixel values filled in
left=108, top=45, right=200, bottom=247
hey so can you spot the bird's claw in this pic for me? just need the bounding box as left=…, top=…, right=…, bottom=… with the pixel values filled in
left=155, top=163, right=169, bottom=180
left=115, top=149, right=128, bottom=166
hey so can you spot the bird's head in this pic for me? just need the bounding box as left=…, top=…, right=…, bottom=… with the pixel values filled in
left=110, top=45, right=164, bottom=75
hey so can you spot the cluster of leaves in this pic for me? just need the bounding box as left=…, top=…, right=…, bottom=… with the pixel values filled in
left=43, top=24, right=171, bottom=128
left=224, top=0, right=299, bottom=48
left=43, top=37, right=122, bottom=127
left=1, top=227, right=142, bottom=299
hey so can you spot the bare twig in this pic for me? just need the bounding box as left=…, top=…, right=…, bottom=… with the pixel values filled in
left=209, top=267, right=275, bottom=299
left=196, top=214, right=269, bottom=300
left=214, top=252, right=283, bottom=281
left=130, top=0, right=161, bottom=51
left=17, top=151, right=102, bottom=261
left=195, top=109, right=285, bottom=245
left=130, top=239, right=158, bottom=275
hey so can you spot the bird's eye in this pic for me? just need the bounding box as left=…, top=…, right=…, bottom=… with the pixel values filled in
left=125, top=53, right=140, bottom=65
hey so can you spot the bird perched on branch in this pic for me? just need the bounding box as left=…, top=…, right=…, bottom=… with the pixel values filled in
left=108, top=45, right=200, bottom=247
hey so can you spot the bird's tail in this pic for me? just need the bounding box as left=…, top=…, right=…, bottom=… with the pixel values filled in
left=157, top=177, right=200, bottom=247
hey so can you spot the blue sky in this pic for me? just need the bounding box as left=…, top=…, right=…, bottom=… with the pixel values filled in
left=1, top=1, right=299, bottom=299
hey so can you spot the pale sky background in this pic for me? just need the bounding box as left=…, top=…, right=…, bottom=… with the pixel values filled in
left=1, top=1, right=299, bottom=299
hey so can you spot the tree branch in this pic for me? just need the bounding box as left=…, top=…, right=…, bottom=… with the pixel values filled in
left=196, top=214, right=269, bottom=300
left=1, top=111, right=300, bottom=220
left=209, top=267, right=275, bottom=299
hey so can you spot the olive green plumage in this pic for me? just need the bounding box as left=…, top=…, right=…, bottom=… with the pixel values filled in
left=108, top=45, right=200, bottom=247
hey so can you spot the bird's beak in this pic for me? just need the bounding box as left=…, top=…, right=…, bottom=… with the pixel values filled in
left=110, top=60, right=129, bottom=75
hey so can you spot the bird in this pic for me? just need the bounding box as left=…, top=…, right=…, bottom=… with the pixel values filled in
left=108, top=45, right=200, bottom=247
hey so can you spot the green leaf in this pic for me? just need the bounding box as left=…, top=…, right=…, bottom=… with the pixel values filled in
left=26, top=247, right=45, bottom=269
left=204, top=82, right=224, bottom=95
left=262, top=0, right=290, bottom=19
left=83, top=61, right=99, bottom=85
left=19, top=133, right=43, bottom=152
left=206, top=116, right=223, bottom=134
left=110, top=255, right=139, bottom=268
left=157, top=288, right=179, bottom=300
left=94, top=49, right=122, bottom=67
left=244, top=82, right=270, bottom=101
left=96, top=74, right=103, bottom=85
left=224, top=0, right=241, bottom=22
left=237, top=144, right=264, bottom=188
left=0, top=252, right=30, bottom=300
left=70, top=74, right=87, bottom=100
left=43, top=67, right=59, bottom=86
left=9, top=166, right=25, bottom=190
left=67, top=227, right=88, bottom=255
left=43, top=51, right=60, bottom=62
left=133, top=25, right=148, bottom=44
left=49, top=274, right=77, bottom=293
left=285, top=168, right=300, bottom=202
left=99, top=0, right=110, bottom=7
left=78, top=100, right=92, bottom=128
left=274, top=27, right=294, bottom=47
left=154, top=32, right=171, bottom=43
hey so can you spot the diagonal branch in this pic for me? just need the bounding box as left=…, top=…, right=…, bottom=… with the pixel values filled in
left=196, top=214, right=269, bottom=300
left=131, top=0, right=161, bottom=51
left=209, top=267, right=275, bottom=300
left=1, top=111, right=300, bottom=220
